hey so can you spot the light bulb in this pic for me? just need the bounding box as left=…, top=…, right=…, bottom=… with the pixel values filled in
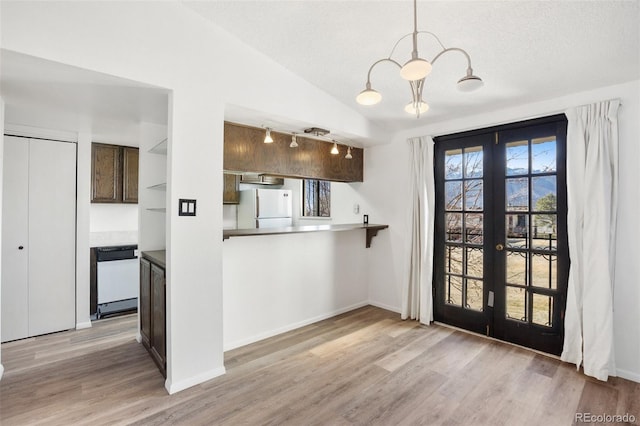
left=331, top=142, right=339, bottom=155
left=356, top=87, right=382, bottom=105
left=404, top=100, right=430, bottom=115
left=264, top=128, right=274, bottom=143
left=290, top=133, right=298, bottom=148
left=400, top=58, right=432, bottom=81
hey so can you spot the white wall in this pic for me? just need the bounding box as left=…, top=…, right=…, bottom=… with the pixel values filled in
left=223, top=230, right=369, bottom=350
left=1, top=1, right=376, bottom=393
left=363, top=80, right=640, bottom=382
left=0, top=95, right=5, bottom=380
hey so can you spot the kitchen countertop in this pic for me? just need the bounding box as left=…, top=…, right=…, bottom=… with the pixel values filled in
left=141, top=250, right=166, bottom=268
left=223, top=223, right=389, bottom=248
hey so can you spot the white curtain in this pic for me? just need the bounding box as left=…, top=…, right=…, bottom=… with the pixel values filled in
left=562, top=99, right=620, bottom=381
left=402, top=136, right=435, bottom=324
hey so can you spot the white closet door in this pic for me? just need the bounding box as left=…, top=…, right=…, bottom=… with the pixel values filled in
left=1, top=136, right=30, bottom=341
left=27, top=138, right=77, bottom=336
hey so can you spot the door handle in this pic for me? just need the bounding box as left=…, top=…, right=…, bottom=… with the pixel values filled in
left=496, top=243, right=504, bottom=251
left=18, top=246, right=24, bottom=250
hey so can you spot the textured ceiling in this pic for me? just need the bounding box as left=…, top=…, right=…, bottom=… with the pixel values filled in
left=185, top=0, right=639, bottom=133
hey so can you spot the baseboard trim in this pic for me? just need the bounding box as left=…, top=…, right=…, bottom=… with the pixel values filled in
left=367, top=300, right=401, bottom=314
left=616, top=368, right=640, bottom=383
left=165, top=366, right=226, bottom=395
left=223, top=301, right=369, bottom=351
left=75, top=321, right=92, bottom=330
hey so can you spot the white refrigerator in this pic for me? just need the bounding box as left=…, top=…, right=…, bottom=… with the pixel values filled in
left=237, top=188, right=293, bottom=228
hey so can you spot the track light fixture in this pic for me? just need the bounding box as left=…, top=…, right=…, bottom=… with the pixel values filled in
left=356, top=0, right=483, bottom=118
left=331, top=142, right=339, bottom=155
left=290, top=133, right=298, bottom=148
left=264, top=127, right=274, bottom=144
left=345, top=147, right=353, bottom=160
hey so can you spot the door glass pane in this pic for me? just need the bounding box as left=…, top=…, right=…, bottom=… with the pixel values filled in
left=506, top=251, right=527, bottom=285
left=506, top=178, right=528, bottom=211
left=445, top=275, right=462, bottom=306
left=506, top=214, right=528, bottom=248
left=532, top=253, right=557, bottom=289
left=466, top=279, right=483, bottom=311
left=532, top=136, right=557, bottom=174
left=506, top=140, right=529, bottom=175
left=506, top=286, right=527, bottom=322
left=464, top=146, right=483, bottom=178
left=532, top=176, right=556, bottom=211
left=445, top=246, right=463, bottom=275
left=464, top=180, right=483, bottom=211
left=532, top=294, right=553, bottom=327
left=445, top=149, right=463, bottom=179
left=531, top=214, right=556, bottom=250
left=445, top=181, right=463, bottom=210
left=446, top=213, right=463, bottom=242
left=465, top=213, right=483, bottom=244
left=466, top=247, right=483, bottom=278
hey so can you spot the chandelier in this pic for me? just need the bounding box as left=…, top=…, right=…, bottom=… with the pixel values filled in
left=356, top=0, right=484, bottom=118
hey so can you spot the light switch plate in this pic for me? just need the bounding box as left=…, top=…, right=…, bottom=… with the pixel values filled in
left=179, top=199, right=197, bottom=216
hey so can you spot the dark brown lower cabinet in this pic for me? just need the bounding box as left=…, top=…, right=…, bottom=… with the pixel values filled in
left=140, top=253, right=166, bottom=377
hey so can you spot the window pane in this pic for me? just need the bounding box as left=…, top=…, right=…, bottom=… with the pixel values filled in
left=532, top=253, right=557, bottom=289
left=532, top=294, right=553, bottom=327
left=506, top=251, right=527, bottom=286
left=506, top=177, right=528, bottom=211
left=445, top=275, right=462, bottom=306
left=506, top=214, right=528, bottom=248
left=465, top=213, right=483, bottom=244
left=506, top=140, right=529, bottom=175
left=464, top=179, right=483, bottom=211
left=445, top=149, right=463, bottom=179
left=318, top=181, right=331, bottom=217
left=445, top=246, right=463, bottom=275
left=532, top=176, right=556, bottom=211
left=531, top=215, right=556, bottom=250
left=446, top=213, right=463, bottom=242
left=466, top=279, right=483, bottom=311
left=532, top=136, right=557, bottom=174
left=445, top=181, right=463, bottom=211
left=506, top=286, right=527, bottom=322
left=466, top=247, right=483, bottom=278
left=464, top=146, right=483, bottom=178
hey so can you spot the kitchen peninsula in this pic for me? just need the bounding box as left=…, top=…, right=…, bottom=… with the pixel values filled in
left=223, top=223, right=388, bottom=248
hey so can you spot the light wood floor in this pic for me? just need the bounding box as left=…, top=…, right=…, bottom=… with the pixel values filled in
left=1, top=306, right=638, bottom=425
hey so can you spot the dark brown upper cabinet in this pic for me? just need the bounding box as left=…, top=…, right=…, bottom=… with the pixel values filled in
left=223, top=173, right=240, bottom=204
left=91, top=143, right=139, bottom=203
left=224, top=122, right=364, bottom=182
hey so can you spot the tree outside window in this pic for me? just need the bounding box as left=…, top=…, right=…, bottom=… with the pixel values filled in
left=303, top=180, right=330, bottom=217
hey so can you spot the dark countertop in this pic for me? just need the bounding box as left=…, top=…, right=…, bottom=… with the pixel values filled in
left=223, top=223, right=389, bottom=248
left=141, top=250, right=166, bottom=268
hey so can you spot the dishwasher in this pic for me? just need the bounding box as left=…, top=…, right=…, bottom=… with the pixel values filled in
left=95, top=245, right=139, bottom=319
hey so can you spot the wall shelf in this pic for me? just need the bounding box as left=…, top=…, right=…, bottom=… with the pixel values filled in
left=146, top=208, right=166, bottom=212
left=223, top=223, right=388, bottom=248
left=147, top=183, right=167, bottom=191
left=148, top=138, right=167, bottom=155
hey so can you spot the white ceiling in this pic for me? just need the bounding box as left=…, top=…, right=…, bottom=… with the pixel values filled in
left=1, top=50, right=169, bottom=130
left=185, top=0, right=639, bottom=132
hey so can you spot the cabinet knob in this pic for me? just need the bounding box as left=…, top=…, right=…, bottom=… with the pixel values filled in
left=18, top=246, right=24, bottom=250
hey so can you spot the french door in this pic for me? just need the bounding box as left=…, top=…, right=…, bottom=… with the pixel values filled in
left=433, top=115, right=568, bottom=355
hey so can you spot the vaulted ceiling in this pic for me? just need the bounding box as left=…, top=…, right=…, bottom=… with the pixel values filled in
left=185, top=0, right=639, bottom=131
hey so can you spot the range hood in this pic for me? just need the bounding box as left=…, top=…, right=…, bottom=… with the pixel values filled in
left=239, top=173, right=285, bottom=186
